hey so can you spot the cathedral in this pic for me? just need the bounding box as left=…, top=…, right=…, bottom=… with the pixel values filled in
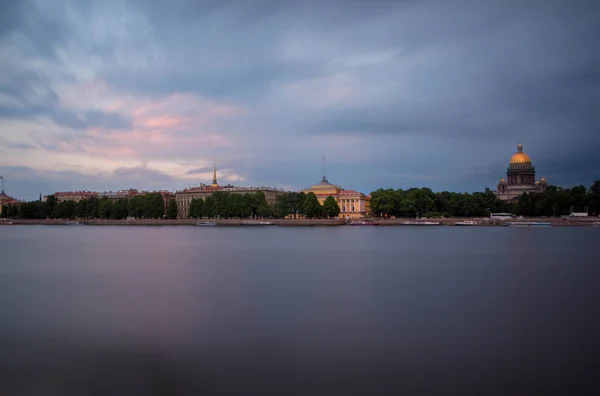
left=496, top=143, right=547, bottom=201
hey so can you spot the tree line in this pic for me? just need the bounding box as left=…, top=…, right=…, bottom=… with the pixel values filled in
left=512, top=182, right=600, bottom=217
left=274, top=192, right=340, bottom=219
left=369, top=180, right=600, bottom=218
left=3, top=180, right=599, bottom=220
left=1, top=193, right=178, bottom=220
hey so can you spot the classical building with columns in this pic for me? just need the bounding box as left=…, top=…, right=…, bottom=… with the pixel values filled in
left=496, top=143, right=548, bottom=201
left=302, top=176, right=372, bottom=219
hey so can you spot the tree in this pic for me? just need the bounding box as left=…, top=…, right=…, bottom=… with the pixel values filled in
left=166, top=199, right=178, bottom=219
left=129, top=195, right=145, bottom=218
left=323, top=196, right=340, bottom=218
left=142, top=193, right=165, bottom=218
left=189, top=198, right=204, bottom=218
left=45, top=195, right=57, bottom=215
left=114, top=199, right=129, bottom=219
left=254, top=191, right=270, bottom=217
left=302, top=192, right=322, bottom=218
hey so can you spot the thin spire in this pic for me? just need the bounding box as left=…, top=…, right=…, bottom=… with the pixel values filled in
left=0, top=174, right=4, bottom=193
left=322, top=154, right=326, bottom=181
left=212, top=156, right=218, bottom=186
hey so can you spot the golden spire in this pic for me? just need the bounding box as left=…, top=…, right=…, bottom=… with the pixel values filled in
left=517, top=143, right=523, bottom=153
left=211, top=156, right=218, bottom=187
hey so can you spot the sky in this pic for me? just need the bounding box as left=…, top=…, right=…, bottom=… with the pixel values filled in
left=1, top=0, right=599, bottom=200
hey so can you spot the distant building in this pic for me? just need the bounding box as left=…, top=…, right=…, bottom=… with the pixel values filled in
left=302, top=176, right=372, bottom=219
left=496, top=143, right=548, bottom=201
left=175, top=158, right=284, bottom=218
left=97, top=189, right=140, bottom=200
left=51, top=191, right=98, bottom=203
left=0, top=175, right=19, bottom=216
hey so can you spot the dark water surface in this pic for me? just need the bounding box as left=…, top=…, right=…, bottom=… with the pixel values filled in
left=1, top=225, right=599, bottom=395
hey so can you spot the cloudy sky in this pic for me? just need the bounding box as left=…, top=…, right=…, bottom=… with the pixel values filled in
left=1, top=0, right=598, bottom=200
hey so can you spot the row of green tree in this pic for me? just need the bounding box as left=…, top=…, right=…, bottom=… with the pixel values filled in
left=274, top=192, right=340, bottom=218
left=4, top=180, right=599, bottom=220
left=369, top=180, right=600, bottom=218
left=1, top=193, right=178, bottom=220
left=189, top=191, right=270, bottom=219
left=513, top=182, right=600, bottom=217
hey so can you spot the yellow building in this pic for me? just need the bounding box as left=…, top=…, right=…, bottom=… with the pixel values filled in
left=0, top=191, right=17, bottom=216
left=302, top=176, right=371, bottom=219
left=0, top=176, right=18, bottom=216
left=496, top=143, right=548, bottom=201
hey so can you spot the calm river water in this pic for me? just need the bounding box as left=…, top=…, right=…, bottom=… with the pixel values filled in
left=1, top=225, right=599, bottom=395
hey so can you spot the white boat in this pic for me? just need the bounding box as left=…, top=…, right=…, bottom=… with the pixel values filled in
left=0, top=221, right=14, bottom=225
left=65, top=221, right=84, bottom=225
left=454, top=220, right=478, bottom=226
left=505, top=222, right=551, bottom=227
left=403, top=221, right=442, bottom=226
left=348, top=220, right=380, bottom=226
left=196, top=221, right=217, bottom=226
left=592, top=222, right=600, bottom=227
left=242, top=221, right=274, bottom=226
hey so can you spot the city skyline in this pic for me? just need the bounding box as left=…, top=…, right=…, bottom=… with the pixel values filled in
left=1, top=0, right=599, bottom=200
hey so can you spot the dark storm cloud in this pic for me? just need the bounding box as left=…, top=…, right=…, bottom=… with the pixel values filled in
left=2, top=0, right=600, bottom=200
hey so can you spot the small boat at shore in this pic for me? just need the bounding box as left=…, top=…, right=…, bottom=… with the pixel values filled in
left=196, top=221, right=217, bottom=226
left=505, top=222, right=551, bottom=227
left=454, top=220, right=478, bottom=226
left=65, top=221, right=84, bottom=225
left=348, top=220, right=380, bottom=226
left=0, top=221, right=14, bottom=225
left=592, top=222, right=600, bottom=227
left=242, top=221, right=274, bottom=226
left=403, top=221, right=442, bottom=226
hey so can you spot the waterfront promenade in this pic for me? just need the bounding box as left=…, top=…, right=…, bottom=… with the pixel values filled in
left=4, top=217, right=598, bottom=226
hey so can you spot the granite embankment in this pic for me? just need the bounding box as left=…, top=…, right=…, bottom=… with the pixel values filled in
left=3, top=218, right=599, bottom=226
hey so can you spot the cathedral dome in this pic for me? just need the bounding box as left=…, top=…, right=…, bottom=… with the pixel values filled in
left=509, top=143, right=532, bottom=165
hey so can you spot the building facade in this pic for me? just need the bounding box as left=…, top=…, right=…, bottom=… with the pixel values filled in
left=302, top=176, right=372, bottom=219
left=0, top=175, right=19, bottom=216
left=496, top=143, right=548, bottom=201
left=97, top=189, right=140, bottom=200
left=0, top=191, right=18, bottom=216
left=174, top=160, right=284, bottom=218
left=51, top=191, right=98, bottom=203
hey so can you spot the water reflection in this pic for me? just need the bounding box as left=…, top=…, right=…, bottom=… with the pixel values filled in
left=1, top=226, right=599, bottom=394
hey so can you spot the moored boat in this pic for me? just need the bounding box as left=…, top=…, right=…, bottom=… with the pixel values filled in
left=242, top=221, right=274, bottom=226
left=403, top=221, right=441, bottom=226
left=66, top=221, right=84, bottom=225
left=0, top=221, right=14, bottom=225
left=454, top=220, right=478, bottom=226
left=505, top=221, right=551, bottom=227
left=592, top=222, right=600, bottom=227
left=348, top=220, right=380, bottom=226
left=196, top=221, right=217, bottom=226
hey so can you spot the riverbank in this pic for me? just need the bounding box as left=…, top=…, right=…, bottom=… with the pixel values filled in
left=2, top=217, right=599, bottom=226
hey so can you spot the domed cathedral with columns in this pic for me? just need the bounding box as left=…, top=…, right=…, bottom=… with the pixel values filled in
left=496, top=143, right=548, bottom=201
left=302, top=157, right=372, bottom=219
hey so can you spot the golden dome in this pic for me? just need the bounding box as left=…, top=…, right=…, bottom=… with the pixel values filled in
left=541, top=177, right=546, bottom=182
left=509, top=143, right=532, bottom=164
left=500, top=177, right=505, bottom=182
